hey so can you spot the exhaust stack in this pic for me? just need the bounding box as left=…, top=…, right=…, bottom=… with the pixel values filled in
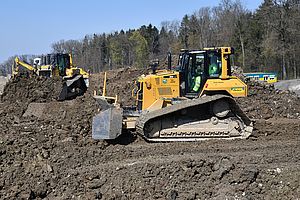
left=167, top=52, right=172, bottom=70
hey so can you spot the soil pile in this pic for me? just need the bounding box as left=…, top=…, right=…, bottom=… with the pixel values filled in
left=0, top=75, right=100, bottom=139
left=90, top=67, right=148, bottom=106
left=1, top=76, right=62, bottom=104
left=0, top=76, right=104, bottom=199
left=237, top=81, right=300, bottom=119
left=1, top=77, right=63, bottom=118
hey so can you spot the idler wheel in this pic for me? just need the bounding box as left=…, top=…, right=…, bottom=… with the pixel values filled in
left=212, top=100, right=230, bottom=118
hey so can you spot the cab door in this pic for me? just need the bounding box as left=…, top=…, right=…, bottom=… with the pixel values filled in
left=179, top=52, right=206, bottom=97
left=186, top=53, right=205, bottom=94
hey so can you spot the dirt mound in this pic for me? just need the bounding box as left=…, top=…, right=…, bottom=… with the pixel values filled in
left=0, top=77, right=106, bottom=199
left=1, top=76, right=62, bottom=104
left=0, top=75, right=100, bottom=141
left=237, top=81, right=300, bottom=119
left=0, top=77, right=63, bottom=118
left=90, top=67, right=148, bottom=106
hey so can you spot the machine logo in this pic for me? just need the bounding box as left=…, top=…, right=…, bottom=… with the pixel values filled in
left=231, top=87, right=244, bottom=91
left=162, top=79, right=167, bottom=84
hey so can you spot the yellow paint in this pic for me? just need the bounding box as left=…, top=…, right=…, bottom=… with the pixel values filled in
left=200, top=77, right=247, bottom=97
left=135, top=70, right=180, bottom=110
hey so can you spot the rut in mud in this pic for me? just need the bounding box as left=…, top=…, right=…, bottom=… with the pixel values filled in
left=0, top=69, right=299, bottom=199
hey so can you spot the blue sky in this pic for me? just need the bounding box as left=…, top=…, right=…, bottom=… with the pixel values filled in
left=0, top=0, right=263, bottom=63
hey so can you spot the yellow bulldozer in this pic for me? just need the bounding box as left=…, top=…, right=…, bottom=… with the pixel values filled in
left=12, top=53, right=89, bottom=100
left=92, top=47, right=253, bottom=142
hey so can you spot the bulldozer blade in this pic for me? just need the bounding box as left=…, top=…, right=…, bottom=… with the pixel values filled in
left=58, top=75, right=87, bottom=101
left=92, top=106, right=123, bottom=140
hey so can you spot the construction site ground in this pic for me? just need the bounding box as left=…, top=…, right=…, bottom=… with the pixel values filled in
left=0, top=68, right=299, bottom=199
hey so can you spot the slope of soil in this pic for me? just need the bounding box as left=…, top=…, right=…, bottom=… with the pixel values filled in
left=90, top=67, right=147, bottom=106
left=1, top=77, right=63, bottom=117
left=0, top=69, right=299, bottom=199
left=236, top=82, right=300, bottom=119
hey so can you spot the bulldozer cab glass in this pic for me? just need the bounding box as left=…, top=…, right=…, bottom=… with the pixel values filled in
left=188, top=54, right=205, bottom=93
left=208, top=51, right=222, bottom=78
left=179, top=51, right=206, bottom=96
left=56, top=54, right=71, bottom=76
left=178, top=48, right=234, bottom=97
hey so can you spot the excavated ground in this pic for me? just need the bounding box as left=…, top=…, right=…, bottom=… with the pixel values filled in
left=0, top=69, right=299, bottom=200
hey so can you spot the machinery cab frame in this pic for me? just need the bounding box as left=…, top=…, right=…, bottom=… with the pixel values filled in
left=178, top=47, right=247, bottom=97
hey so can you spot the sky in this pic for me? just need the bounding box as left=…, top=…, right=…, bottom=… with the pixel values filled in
left=0, top=0, right=263, bottom=63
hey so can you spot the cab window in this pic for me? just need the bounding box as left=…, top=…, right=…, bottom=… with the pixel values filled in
left=195, top=54, right=204, bottom=74
left=208, top=52, right=221, bottom=77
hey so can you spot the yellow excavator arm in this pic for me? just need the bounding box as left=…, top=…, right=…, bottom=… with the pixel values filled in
left=14, top=57, right=36, bottom=71
left=12, top=57, right=36, bottom=77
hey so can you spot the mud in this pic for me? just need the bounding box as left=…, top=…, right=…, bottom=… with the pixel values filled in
left=0, top=68, right=299, bottom=199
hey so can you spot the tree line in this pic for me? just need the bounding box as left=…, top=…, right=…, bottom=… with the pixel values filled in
left=1, top=0, right=299, bottom=79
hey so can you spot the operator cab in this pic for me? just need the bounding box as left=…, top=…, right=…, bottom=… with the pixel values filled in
left=178, top=48, right=231, bottom=98
left=40, top=53, right=71, bottom=76
left=33, top=58, right=42, bottom=67
left=55, top=54, right=71, bottom=76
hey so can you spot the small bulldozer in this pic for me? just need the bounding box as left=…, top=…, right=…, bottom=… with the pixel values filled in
left=12, top=53, right=89, bottom=101
left=92, top=47, right=253, bottom=142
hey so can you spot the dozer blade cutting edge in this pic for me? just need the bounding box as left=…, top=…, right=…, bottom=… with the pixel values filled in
left=92, top=95, right=253, bottom=142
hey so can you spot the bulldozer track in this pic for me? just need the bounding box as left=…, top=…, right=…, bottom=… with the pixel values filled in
left=136, top=95, right=253, bottom=142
